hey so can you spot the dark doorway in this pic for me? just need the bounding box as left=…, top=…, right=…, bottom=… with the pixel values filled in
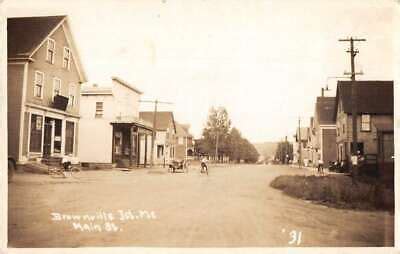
left=43, top=119, right=52, bottom=157
left=378, top=132, right=394, bottom=183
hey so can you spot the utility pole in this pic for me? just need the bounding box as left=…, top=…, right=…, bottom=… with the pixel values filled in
left=298, top=117, right=302, bottom=169
left=139, top=99, right=173, bottom=167
left=338, top=37, right=366, bottom=179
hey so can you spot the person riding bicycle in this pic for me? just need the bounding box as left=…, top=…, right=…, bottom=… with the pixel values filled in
left=200, top=156, right=208, bottom=173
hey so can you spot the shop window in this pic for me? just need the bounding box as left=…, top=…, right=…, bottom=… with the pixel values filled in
left=29, top=114, right=43, bottom=152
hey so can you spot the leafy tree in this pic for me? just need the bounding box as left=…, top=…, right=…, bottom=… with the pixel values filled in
left=201, top=107, right=231, bottom=160
left=197, top=107, right=259, bottom=163
left=225, top=127, right=259, bottom=163
left=225, top=127, right=243, bottom=162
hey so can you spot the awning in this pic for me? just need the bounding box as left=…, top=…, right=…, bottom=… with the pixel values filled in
left=110, top=116, right=153, bottom=130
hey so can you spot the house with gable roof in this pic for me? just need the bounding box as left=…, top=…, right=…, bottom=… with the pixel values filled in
left=309, top=96, right=337, bottom=167
left=293, top=126, right=311, bottom=166
left=79, top=77, right=153, bottom=168
left=174, top=123, right=194, bottom=161
left=334, top=80, right=394, bottom=178
left=139, top=111, right=176, bottom=165
left=7, top=16, right=86, bottom=164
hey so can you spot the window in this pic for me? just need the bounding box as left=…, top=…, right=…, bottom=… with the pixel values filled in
left=52, top=78, right=61, bottom=101
left=46, top=38, right=56, bottom=64
left=361, top=114, right=371, bottom=131
left=63, top=47, right=71, bottom=69
left=342, top=124, right=345, bottom=134
left=68, top=84, right=75, bottom=107
left=65, top=121, right=75, bottom=155
left=29, top=114, right=43, bottom=152
left=95, top=102, right=103, bottom=118
left=34, top=71, right=44, bottom=98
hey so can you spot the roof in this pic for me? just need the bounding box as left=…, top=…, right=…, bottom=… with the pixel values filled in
left=8, top=16, right=66, bottom=58
left=139, top=111, right=176, bottom=132
left=110, top=115, right=153, bottom=130
left=8, top=15, right=87, bottom=82
left=315, top=96, right=336, bottom=125
left=335, top=81, right=393, bottom=116
left=81, top=83, right=113, bottom=95
left=175, top=123, right=193, bottom=138
left=112, top=76, right=143, bottom=95
left=81, top=76, right=143, bottom=95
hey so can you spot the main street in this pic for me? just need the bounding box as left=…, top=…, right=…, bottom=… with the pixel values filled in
left=8, top=164, right=393, bottom=247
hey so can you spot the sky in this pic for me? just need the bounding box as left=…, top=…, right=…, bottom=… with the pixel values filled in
left=5, top=0, right=397, bottom=143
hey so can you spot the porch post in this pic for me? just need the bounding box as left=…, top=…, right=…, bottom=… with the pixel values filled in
left=111, top=124, right=115, bottom=164
left=144, top=132, right=148, bottom=167
left=61, top=118, right=66, bottom=156
left=137, top=132, right=141, bottom=167
left=129, top=126, right=133, bottom=168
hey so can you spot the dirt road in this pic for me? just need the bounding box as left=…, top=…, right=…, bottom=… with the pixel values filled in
left=8, top=164, right=394, bottom=247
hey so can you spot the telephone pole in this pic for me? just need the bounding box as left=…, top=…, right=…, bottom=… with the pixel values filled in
left=338, top=37, right=366, bottom=178
left=139, top=99, right=173, bottom=167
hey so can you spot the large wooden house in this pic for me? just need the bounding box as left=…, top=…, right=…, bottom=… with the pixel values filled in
left=334, top=80, right=394, bottom=179
left=7, top=16, right=86, bottom=164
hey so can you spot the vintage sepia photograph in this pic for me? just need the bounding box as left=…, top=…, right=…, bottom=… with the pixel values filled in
left=1, top=0, right=398, bottom=252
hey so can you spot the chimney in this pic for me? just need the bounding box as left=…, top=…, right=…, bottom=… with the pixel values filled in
left=321, top=88, right=324, bottom=97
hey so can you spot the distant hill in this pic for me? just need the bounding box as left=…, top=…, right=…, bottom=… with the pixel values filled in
left=253, top=142, right=278, bottom=160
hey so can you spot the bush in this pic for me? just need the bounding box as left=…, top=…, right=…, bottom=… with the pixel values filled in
left=270, top=175, right=394, bottom=211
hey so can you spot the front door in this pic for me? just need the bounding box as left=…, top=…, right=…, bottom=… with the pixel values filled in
left=378, top=132, right=394, bottom=181
left=43, top=121, right=52, bottom=157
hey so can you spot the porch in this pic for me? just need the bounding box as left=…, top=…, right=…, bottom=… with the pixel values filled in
left=111, top=120, right=154, bottom=168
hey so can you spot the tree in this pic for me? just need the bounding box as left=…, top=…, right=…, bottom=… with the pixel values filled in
left=225, top=127, right=259, bottom=163
left=201, top=106, right=231, bottom=160
left=225, top=127, right=242, bottom=162
left=198, top=107, right=258, bottom=163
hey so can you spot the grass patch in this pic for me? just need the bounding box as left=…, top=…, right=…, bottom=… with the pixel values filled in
left=270, top=175, right=394, bottom=211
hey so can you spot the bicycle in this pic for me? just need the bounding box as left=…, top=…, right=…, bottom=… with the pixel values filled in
left=48, top=161, right=81, bottom=178
left=200, top=161, right=208, bottom=175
